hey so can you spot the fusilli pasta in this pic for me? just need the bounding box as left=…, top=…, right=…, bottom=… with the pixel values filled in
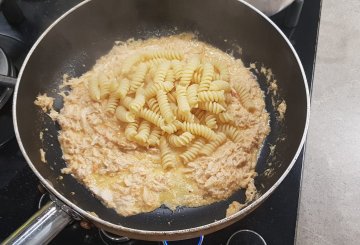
left=168, top=132, right=195, bottom=147
left=115, top=106, right=136, bottom=123
left=179, top=138, right=206, bottom=163
left=198, top=101, right=226, bottom=114
left=160, top=136, right=177, bottom=170
left=199, top=132, right=227, bottom=156
left=181, top=122, right=217, bottom=140
left=157, top=90, right=175, bottom=124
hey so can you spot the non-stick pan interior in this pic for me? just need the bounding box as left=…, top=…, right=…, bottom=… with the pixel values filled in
left=15, top=0, right=308, bottom=232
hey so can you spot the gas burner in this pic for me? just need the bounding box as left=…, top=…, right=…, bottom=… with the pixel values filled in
left=163, top=236, right=204, bottom=245
left=99, top=229, right=130, bottom=244
left=226, top=230, right=266, bottom=245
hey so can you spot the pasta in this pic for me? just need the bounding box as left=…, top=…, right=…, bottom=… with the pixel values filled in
left=129, top=63, right=148, bottom=93
left=168, top=132, right=195, bottom=147
left=233, top=83, right=256, bottom=112
left=218, top=124, right=242, bottom=143
left=114, top=78, right=130, bottom=99
left=161, top=120, right=181, bottom=134
left=198, top=63, right=214, bottom=92
left=98, top=75, right=111, bottom=99
left=154, top=61, right=171, bottom=84
left=88, top=76, right=100, bottom=101
left=176, top=85, right=191, bottom=115
left=179, top=138, right=206, bottom=163
left=122, top=53, right=142, bottom=75
left=213, top=60, right=230, bottom=81
left=199, top=132, right=227, bottom=156
left=115, top=106, right=136, bottom=123
left=124, top=119, right=139, bottom=141
left=144, top=49, right=184, bottom=61
left=147, top=98, right=161, bottom=114
left=165, top=69, right=175, bottom=83
left=205, top=114, right=217, bottom=129
left=160, top=136, right=177, bottom=170
left=198, top=101, right=226, bottom=114
left=157, top=90, right=175, bottom=124
left=218, top=111, right=234, bottom=123
left=106, top=94, right=120, bottom=114
left=179, top=56, right=200, bottom=86
left=148, top=127, right=162, bottom=146
left=144, top=81, right=174, bottom=99
left=181, top=122, right=217, bottom=141
left=134, top=120, right=151, bottom=145
left=138, top=107, right=165, bottom=128
left=167, top=91, right=177, bottom=104
left=120, top=96, right=133, bottom=109
left=129, top=88, right=146, bottom=113
left=192, top=65, right=203, bottom=84
left=198, top=91, right=225, bottom=103
left=171, top=60, right=183, bottom=80
left=187, top=84, right=199, bottom=108
left=209, top=80, right=231, bottom=92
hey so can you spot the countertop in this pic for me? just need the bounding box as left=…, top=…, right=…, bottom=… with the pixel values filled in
left=296, top=0, right=360, bottom=244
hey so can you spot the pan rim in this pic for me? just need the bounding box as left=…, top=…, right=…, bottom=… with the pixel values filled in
left=13, top=0, right=310, bottom=238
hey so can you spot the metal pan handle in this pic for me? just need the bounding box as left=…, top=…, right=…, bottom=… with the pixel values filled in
left=0, top=74, right=17, bottom=88
left=2, top=201, right=72, bottom=245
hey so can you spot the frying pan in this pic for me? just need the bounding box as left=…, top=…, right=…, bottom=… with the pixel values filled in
left=1, top=0, right=309, bottom=243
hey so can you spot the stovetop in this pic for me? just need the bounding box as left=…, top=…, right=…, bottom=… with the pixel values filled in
left=0, top=0, right=322, bottom=244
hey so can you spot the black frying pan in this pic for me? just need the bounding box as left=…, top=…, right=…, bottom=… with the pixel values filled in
left=2, top=0, right=309, bottom=243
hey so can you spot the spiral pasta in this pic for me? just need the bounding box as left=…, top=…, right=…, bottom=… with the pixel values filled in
left=115, top=106, right=136, bottom=123
left=148, top=127, right=162, bottom=146
left=179, top=138, right=206, bottom=163
left=122, top=53, right=142, bottom=75
left=233, top=83, right=256, bottom=113
left=154, top=61, right=171, bottom=84
left=165, top=69, right=175, bottom=83
left=106, top=94, right=120, bottom=114
left=138, top=108, right=165, bottom=128
left=144, top=81, right=174, bottom=99
left=156, top=90, right=175, bottom=124
left=114, top=78, right=130, bottom=99
left=98, top=75, right=111, bottom=99
left=218, top=111, right=234, bottom=123
left=213, top=61, right=230, bottom=81
left=167, top=91, right=177, bottom=104
left=204, top=114, right=217, bottom=129
left=129, top=88, right=146, bottom=113
left=199, top=132, right=227, bottom=156
left=147, top=98, right=161, bottom=114
left=179, top=56, right=200, bottom=86
left=198, top=101, right=226, bottom=114
left=120, top=96, right=133, bottom=109
left=181, top=122, right=217, bottom=141
left=160, top=136, right=177, bottom=170
left=134, top=120, right=151, bottom=145
left=144, top=50, right=184, bottom=61
left=209, top=80, right=231, bottom=92
left=124, top=119, right=139, bottom=141
left=176, top=85, right=191, bottom=115
left=88, top=76, right=101, bottom=101
left=168, top=132, right=195, bottom=147
left=83, top=46, right=258, bottom=168
left=198, top=63, right=214, bottom=92
left=187, top=84, right=198, bottom=108
left=171, top=60, right=183, bottom=80
left=129, top=63, right=148, bottom=93
left=218, top=124, right=242, bottom=143
left=198, top=91, right=225, bottom=103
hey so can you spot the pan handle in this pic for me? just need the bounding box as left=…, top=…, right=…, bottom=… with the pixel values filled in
left=2, top=201, right=72, bottom=245
left=0, top=74, right=17, bottom=88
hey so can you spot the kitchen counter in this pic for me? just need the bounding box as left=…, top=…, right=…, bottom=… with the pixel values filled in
left=296, top=0, right=360, bottom=244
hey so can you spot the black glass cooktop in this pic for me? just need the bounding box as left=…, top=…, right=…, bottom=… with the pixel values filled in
left=0, top=0, right=321, bottom=244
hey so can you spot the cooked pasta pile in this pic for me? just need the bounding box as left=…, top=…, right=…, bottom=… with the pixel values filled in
left=36, top=34, right=270, bottom=216
left=88, top=48, right=257, bottom=169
